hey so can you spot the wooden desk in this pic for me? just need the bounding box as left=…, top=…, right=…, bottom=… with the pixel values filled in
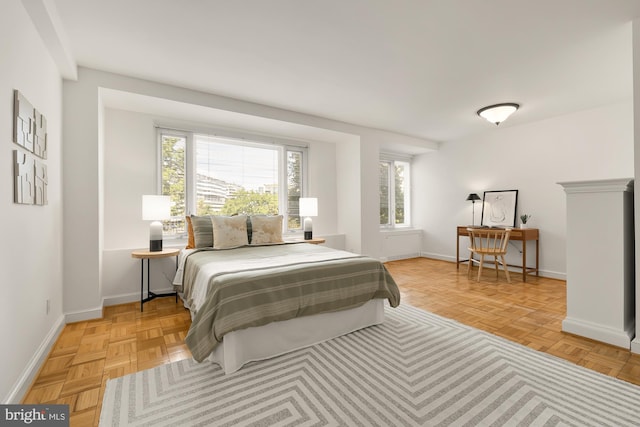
left=456, top=226, right=539, bottom=282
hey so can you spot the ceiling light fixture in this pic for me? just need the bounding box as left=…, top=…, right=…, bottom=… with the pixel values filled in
left=477, top=103, right=519, bottom=126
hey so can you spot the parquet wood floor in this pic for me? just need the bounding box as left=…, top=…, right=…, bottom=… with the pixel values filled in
left=22, top=257, right=640, bottom=426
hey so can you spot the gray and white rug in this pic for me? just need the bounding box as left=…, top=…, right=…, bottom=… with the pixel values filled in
left=100, top=304, right=640, bottom=426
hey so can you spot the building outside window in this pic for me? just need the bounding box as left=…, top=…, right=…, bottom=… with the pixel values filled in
left=380, top=155, right=411, bottom=228
left=159, top=129, right=306, bottom=238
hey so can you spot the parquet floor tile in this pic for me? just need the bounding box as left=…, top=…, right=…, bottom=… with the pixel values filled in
left=21, top=257, right=640, bottom=426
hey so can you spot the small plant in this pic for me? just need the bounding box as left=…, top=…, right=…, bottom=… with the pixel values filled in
left=520, top=214, right=531, bottom=224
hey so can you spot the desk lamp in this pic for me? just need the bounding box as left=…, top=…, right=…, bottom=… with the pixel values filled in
left=466, top=193, right=481, bottom=226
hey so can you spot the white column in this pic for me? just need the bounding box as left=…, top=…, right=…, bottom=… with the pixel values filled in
left=631, top=19, right=640, bottom=354
left=558, top=178, right=634, bottom=348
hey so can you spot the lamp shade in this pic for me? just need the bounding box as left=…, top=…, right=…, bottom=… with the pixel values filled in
left=142, top=195, right=171, bottom=220
left=299, top=197, right=318, bottom=217
left=466, top=193, right=481, bottom=202
left=477, top=103, right=519, bottom=125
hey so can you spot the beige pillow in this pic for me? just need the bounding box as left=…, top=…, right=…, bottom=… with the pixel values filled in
left=211, top=215, right=249, bottom=249
left=250, top=215, right=284, bottom=245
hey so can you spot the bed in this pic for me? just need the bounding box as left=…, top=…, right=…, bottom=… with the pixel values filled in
left=173, top=241, right=400, bottom=374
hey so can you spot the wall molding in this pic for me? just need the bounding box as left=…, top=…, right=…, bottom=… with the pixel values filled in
left=562, top=316, right=633, bottom=349
left=418, top=253, right=566, bottom=280
left=101, top=288, right=175, bottom=308
left=380, top=252, right=421, bottom=263
left=64, top=305, right=103, bottom=323
left=558, top=177, right=634, bottom=194
left=3, top=314, right=65, bottom=404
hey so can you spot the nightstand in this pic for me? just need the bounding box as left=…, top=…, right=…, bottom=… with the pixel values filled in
left=131, top=248, right=180, bottom=312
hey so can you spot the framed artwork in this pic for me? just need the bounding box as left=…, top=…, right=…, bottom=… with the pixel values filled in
left=481, top=190, right=518, bottom=227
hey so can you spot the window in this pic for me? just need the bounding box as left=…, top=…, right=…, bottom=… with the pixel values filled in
left=380, top=155, right=411, bottom=227
left=159, top=128, right=306, bottom=237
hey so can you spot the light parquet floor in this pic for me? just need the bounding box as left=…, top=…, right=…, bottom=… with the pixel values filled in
left=22, top=257, right=640, bottom=426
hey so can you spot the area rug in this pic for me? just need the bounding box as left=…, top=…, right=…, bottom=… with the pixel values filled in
left=100, top=304, right=640, bottom=426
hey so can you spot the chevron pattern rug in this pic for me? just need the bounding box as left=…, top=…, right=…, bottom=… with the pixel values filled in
left=100, top=304, right=640, bottom=426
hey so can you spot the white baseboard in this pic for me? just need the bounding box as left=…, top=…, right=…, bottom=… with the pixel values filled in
left=562, top=316, right=633, bottom=349
left=3, top=314, right=65, bottom=404
left=631, top=338, right=640, bottom=354
left=102, top=288, right=177, bottom=307
left=64, top=306, right=103, bottom=323
left=380, top=252, right=420, bottom=262
left=419, top=252, right=454, bottom=262
left=103, top=292, right=139, bottom=307
left=418, top=252, right=566, bottom=280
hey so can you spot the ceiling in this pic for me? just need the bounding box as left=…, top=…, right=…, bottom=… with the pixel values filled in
left=48, top=0, right=640, bottom=142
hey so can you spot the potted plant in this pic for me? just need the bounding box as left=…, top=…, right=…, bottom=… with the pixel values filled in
left=520, top=214, right=531, bottom=229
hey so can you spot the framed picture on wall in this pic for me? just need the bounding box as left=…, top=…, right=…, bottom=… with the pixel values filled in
left=481, top=190, right=518, bottom=227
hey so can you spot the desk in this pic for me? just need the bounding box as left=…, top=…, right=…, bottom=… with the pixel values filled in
left=131, top=248, right=180, bottom=311
left=456, top=226, right=539, bottom=282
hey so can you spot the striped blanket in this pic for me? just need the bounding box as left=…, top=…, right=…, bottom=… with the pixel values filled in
left=181, top=244, right=400, bottom=362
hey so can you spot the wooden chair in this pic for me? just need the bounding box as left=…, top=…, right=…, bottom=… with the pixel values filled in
left=466, top=227, right=512, bottom=283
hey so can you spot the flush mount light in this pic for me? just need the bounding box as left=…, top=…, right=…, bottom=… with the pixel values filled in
left=477, top=103, right=519, bottom=125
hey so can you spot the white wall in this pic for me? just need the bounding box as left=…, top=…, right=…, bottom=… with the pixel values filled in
left=414, top=102, right=633, bottom=278
left=0, top=2, right=64, bottom=403
left=101, top=107, right=342, bottom=301
left=57, top=67, right=434, bottom=313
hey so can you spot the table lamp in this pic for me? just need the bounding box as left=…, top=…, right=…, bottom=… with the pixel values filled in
left=299, top=197, right=318, bottom=240
left=142, top=195, right=171, bottom=251
left=466, top=193, right=481, bottom=226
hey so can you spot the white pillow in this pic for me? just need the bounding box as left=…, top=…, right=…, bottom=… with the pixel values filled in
left=250, top=215, right=284, bottom=245
left=211, top=215, right=249, bottom=249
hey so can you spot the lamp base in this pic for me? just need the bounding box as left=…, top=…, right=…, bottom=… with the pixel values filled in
left=304, top=231, right=313, bottom=240
left=149, top=239, right=163, bottom=252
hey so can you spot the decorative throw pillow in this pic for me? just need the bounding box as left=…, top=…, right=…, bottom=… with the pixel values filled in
left=185, top=216, right=195, bottom=249
left=211, top=215, right=249, bottom=249
left=250, top=215, right=284, bottom=245
left=190, top=215, right=214, bottom=248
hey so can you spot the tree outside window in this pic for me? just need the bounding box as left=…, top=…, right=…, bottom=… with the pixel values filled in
left=380, top=158, right=410, bottom=227
left=160, top=129, right=306, bottom=238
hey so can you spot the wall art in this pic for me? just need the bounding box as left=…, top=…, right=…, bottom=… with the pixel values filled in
left=14, top=90, right=35, bottom=153
left=34, top=109, right=47, bottom=159
left=481, top=189, right=518, bottom=227
left=13, top=150, right=34, bottom=204
left=34, top=160, right=47, bottom=205
left=12, top=89, right=48, bottom=205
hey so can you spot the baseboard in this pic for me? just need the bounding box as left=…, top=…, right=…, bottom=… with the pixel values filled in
left=418, top=252, right=566, bottom=280
left=562, top=316, right=633, bottom=349
left=631, top=338, right=640, bottom=354
left=537, top=270, right=566, bottom=280
left=380, top=252, right=420, bottom=262
left=102, top=288, right=177, bottom=307
left=3, top=314, right=65, bottom=404
left=64, top=306, right=103, bottom=323
left=102, top=292, right=140, bottom=307
left=419, top=252, right=454, bottom=262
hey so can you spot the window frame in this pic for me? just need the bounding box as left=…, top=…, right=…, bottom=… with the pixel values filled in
left=379, top=153, right=412, bottom=229
left=157, top=126, right=308, bottom=239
